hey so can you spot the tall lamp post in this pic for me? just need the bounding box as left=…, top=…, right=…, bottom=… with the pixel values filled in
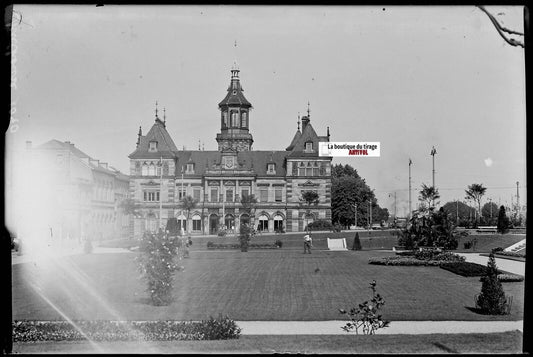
left=408, top=158, right=412, bottom=219
left=430, top=146, right=437, bottom=207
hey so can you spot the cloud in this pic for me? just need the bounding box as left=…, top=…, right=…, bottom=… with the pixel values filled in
left=484, top=158, right=493, bottom=167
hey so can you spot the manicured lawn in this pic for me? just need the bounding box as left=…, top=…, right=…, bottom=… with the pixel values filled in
left=12, top=249, right=524, bottom=322
left=12, top=331, right=524, bottom=354
left=455, top=234, right=525, bottom=253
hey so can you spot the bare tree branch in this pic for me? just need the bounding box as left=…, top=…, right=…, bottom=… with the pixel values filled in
left=477, top=6, right=524, bottom=48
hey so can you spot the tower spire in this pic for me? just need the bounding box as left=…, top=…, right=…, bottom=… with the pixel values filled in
left=155, top=100, right=159, bottom=119
left=163, top=107, right=166, bottom=124
left=327, top=126, right=330, bottom=141
left=307, top=101, right=311, bottom=117
left=136, top=126, right=142, bottom=147
left=297, top=112, right=301, bottom=131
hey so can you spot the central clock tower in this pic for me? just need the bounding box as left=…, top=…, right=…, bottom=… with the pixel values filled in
left=216, top=66, right=254, bottom=152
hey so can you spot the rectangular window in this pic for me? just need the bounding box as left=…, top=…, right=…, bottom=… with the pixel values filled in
left=178, top=189, right=186, bottom=200
left=144, top=191, right=159, bottom=202
left=241, top=188, right=249, bottom=199
left=306, top=168, right=313, bottom=176
left=305, top=142, right=313, bottom=152
left=226, top=189, right=233, bottom=202
left=267, top=164, right=275, bottom=174
left=275, top=189, right=282, bottom=202
left=149, top=141, right=158, bottom=152
left=193, top=188, right=201, bottom=201
left=312, top=168, right=320, bottom=176
left=192, top=219, right=201, bottom=231
left=210, top=188, right=218, bottom=202
left=298, top=168, right=306, bottom=176
left=259, top=189, right=268, bottom=202
left=186, top=163, right=194, bottom=174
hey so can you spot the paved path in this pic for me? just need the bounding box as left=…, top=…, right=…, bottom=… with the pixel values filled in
left=458, top=253, right=525, bottom=276
left=236, top=320, right=523, bottom=335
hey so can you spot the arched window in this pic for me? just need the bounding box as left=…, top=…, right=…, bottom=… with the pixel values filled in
left=241, top=112, right=247, bottom=128
left=258, top=214, right=269, bottom=232
left=231, top=112, right=238, bottom=127
left=192, top=215, right=202, bottom=231
left=222, top=112, right=228, bottom=128
left=274, top=215, right=284, bottom=232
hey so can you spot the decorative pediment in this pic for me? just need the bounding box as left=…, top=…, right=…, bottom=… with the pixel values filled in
left=272, top=183, right=285, bottom=187
left=223, top=180, right=236, bottom=186
left=141, top=180, right=160, bottom=186
left=298, top=180, right=319, bottom=187
left=257, top=183, right=270, bottom=187
left=239, top=181, right=251, bottom=186
left=208, top=181, right=220, bottom=186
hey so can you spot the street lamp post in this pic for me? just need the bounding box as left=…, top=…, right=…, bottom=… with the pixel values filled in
left=408, top=158, right=412, bottom=219
left=430, top=146, right=437, bottom=207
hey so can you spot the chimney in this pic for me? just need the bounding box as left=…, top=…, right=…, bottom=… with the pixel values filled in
left=301, top=115, right=310, bottom=130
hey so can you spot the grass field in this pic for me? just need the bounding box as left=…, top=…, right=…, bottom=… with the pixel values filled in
left=12, top=248, right=524, bottom=322
left=12, top=331, right=524, bottom=354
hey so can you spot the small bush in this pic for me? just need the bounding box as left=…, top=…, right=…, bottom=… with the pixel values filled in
left=206, top=241, right=214, bottom=248
left=217, top=229, right=227, bottom=237
left=274, top=239, right=283, bottom=248
left=197, top=314, right=241, bottom=340
left=368, top=257, right=442, bottom=266
left=464, top=241, right=472, bottom=249
left=492, top=247, right=504, bottom=253
left=306, top=219, right=333, bottom=231
left=207, top=242, right=279, bottom=250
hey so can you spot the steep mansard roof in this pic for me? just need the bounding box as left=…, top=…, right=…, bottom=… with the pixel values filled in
left=129, top=118, right=178, bottom=159
left=218, top=70, right=252, bottom=108
left=286, top=119, right=328, bottom=158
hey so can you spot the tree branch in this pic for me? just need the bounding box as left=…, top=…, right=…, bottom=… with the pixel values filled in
left=477, top=6, right=524, bottom=48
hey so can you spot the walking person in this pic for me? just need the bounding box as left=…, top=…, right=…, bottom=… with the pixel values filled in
left=304, top=234, right=313, bottom=254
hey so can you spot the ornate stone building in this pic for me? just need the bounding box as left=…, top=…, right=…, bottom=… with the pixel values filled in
left=128, top=67, right=332, bottom=238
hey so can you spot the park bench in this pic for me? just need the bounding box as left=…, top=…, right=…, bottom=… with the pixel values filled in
left=476, top=226, right=497, bottom=234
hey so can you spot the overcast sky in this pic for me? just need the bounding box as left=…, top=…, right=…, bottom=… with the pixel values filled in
left=7, top=5, right=526, bottom=216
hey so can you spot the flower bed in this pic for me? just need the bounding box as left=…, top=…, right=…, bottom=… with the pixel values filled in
left=369, top=256, right=443, bottom=266
left=495, top=274, right=524, bottom=282
left=494, top=251, right=526, bottom=258
left=13, top=316, right=241, bottom=342
left=207, top=242, right=279, bottom=250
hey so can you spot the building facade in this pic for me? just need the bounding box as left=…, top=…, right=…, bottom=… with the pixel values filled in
left=20, top=140, right=130, bottom=246
left=128, top=68, right=332, bottom=238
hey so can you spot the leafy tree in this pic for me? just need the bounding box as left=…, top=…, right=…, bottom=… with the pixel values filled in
left=165, top=217, right=180, bottom=236
left=397, top=207, right=459, bottom=250
left=119, top=198, right=142, bottom=217
left=465, top=183, right=487, bottom=225
left=497, top=205, right=510, bottom=234
left=481, top=202, right=499, bottom=225
left=240, top=194, right=258, bottom=224
left=331, top=164, right=388, bottom=229
left=419, top=184, right=440, bottom=209
left=442, top=201, right=476, bottom=226
left=181, top=196, right=198, bottom=234
left=475, top=252, right=510, bottom=315
left=301, top=191, right=319, bottom=231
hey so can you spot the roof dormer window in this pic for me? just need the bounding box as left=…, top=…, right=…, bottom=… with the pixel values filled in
left=305, top=142, right=313, bottom=152
left=267, top=163, right=276, bottom=174
left=149, top=141, right=158, bottom=152
left=186, top=163, right=195, bottom=174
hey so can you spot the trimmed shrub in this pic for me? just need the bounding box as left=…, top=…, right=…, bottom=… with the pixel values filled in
left=464, top=241, right=472, bottom=249
left=207, top=242, right=279, bottom=250
left=475, top=253, right=512, bottom=314
left=352, top=232, right=362, bottom=251
left=440, top=261, right=504, bottom=277
left=492, top=247, right=504, bottom=253
left=12, top=316, right=241, bottom=342
left=274, top=239, right=283, bottom=248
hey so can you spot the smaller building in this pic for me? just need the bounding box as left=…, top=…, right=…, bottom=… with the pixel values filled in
left=19, top=140, right=130, bottom=247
